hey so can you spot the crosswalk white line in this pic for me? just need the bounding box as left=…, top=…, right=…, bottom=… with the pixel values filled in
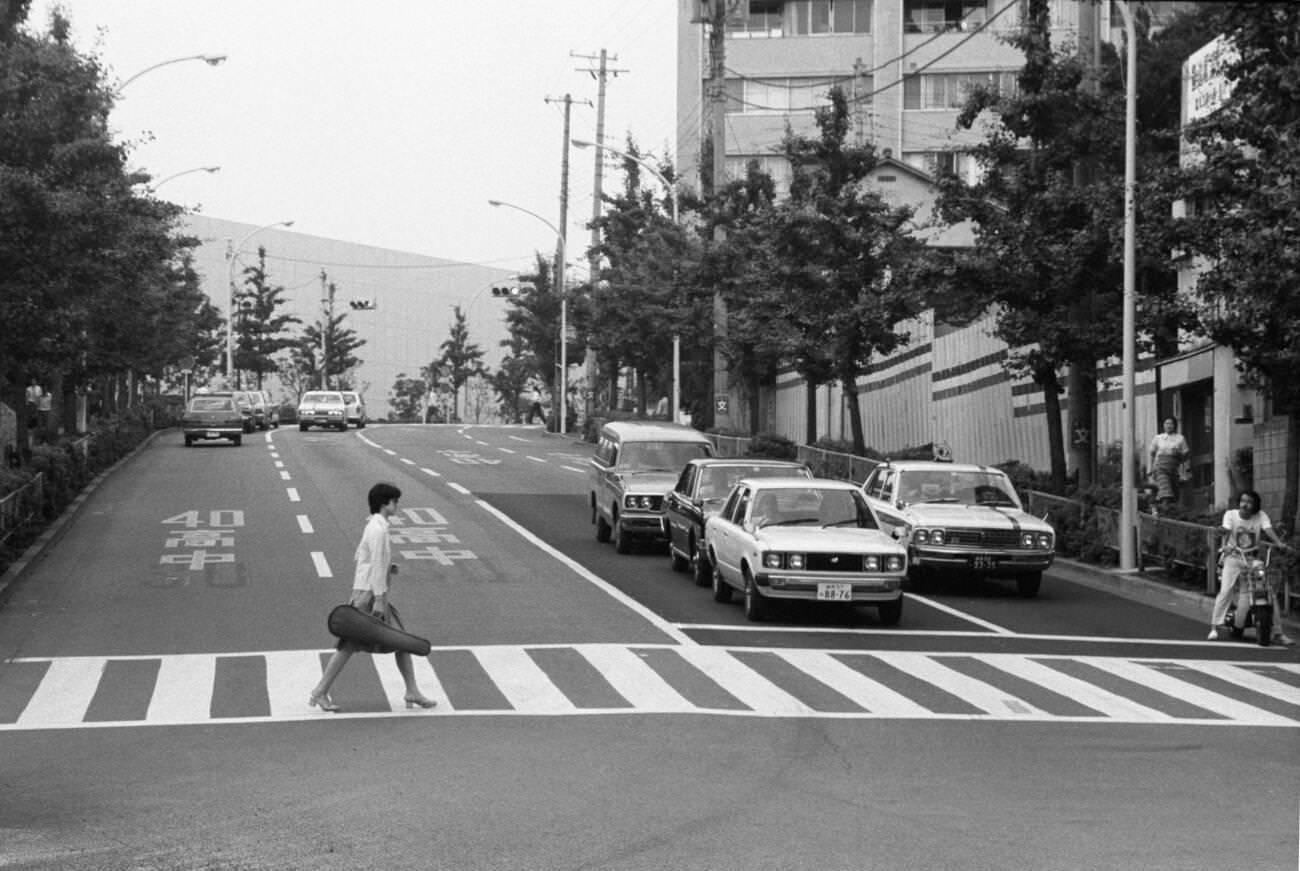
left=3, top=647, right=1298, bottom=730
left=265, top=650, right=324, bottom=718
left=979, top=655, right=1173, bottom=722
left=777, top=650, right=932, bottom=716
left=576, top=645, right=694, bottom=712
left=18, top=658, right=104, bottom=726
left=147, top=655, right=216, bottom=723
left=886, top=652, right=1047, bottom=717
left=1184, top=661, right=1300, bottom=705
left=675, top=647, right=812, bottom=715
left=1082, top=658, right=1294, bottom=726
left=473, top=647, right=573, bottom=713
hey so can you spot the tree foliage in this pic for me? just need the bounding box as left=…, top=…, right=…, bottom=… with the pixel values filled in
left=435, top=305, right=486, bottom=423
left=233, top=246, right=302, bottom=389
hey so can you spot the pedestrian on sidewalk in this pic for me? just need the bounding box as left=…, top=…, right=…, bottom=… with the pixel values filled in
left=1208, top=489, right=1293, bottom=644
left=309, top=482, right=436, bottom=711
left=1148, top=417, right=1190, bottom=512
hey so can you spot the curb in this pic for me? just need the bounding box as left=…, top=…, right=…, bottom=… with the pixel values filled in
left=0, top=429, right=165, bottom=609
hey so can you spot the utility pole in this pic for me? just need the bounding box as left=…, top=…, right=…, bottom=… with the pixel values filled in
left=319, top=269, right=335, bottom=390
left=705, top=0, right=736, bottom=431
left=545, top=93, right=588, bottom=434
left=574, top=49, right=626, bottom=415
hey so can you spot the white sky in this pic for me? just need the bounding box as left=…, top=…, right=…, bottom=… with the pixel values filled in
left=24, top=1, right=680, bottom=276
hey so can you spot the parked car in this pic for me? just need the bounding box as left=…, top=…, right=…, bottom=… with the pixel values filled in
left=704, top=477, right=907, bottom=623
left=340, top=391, right=367, bottom=428
left=589, top=420, right=714, bottom=554
left=181, top=395, right=245, bottom=447
left=297, top=391, right=348, bottom=431
left=859, top=459, right=1055, bottom=597
left=666, top=457, right=812, bottom=586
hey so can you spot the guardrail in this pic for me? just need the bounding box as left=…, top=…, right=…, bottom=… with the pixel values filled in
left=0, top=472, right=45, bottom=551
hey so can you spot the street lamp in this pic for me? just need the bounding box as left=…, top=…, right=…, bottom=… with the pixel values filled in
left=117, top=54, right=227, bottom=92
left=572, top=139, right=682, bottom=424
left=488, top=199, right=568, bottom=435
left=148, top=165, right=221, bottom=191
left=226, top=220, right=294, bottom=383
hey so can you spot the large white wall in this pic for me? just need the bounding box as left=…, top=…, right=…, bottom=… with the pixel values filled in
left=184, top=215, right=515, bottom=420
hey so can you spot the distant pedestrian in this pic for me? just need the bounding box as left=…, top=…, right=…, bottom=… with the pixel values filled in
left=36, top=389, right=52, bottom=441
left=526, top=384, right=545, bottom=425
left=309, top=482, right=436, bottom=712
left=25, top=381, right=41, bottom=431
left=1148, top=417, right=1189, bottom=510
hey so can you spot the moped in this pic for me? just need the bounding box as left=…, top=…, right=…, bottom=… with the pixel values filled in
left=1221, top=544, right=1276, bottom=647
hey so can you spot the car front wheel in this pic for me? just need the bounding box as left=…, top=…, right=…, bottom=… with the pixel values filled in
left=614, top=518, right=633, bottom=554
left=692, top=540, right=711, bottom=587
left=743, top=571, right=769, bottom=622
left=595, top=513, right=611, bottom=543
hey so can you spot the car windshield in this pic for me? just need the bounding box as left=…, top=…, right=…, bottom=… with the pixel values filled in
left=620, top=441, right=710, bottom=472
left=189, top=398, right=233, bottom=412
left=302, top=393, right=342, bottom=405
left=901, top=470, right=1019, bottom=507
left=699, top=465, right=806, bottom=500
left=751, top=488, right=877, bottom=530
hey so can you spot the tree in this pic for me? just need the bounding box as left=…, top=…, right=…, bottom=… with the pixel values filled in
left=764, top=88, right=925, bottom=454
left=435, top=306, right=486, bottom=423
left=588, top=142, right=698, bottom=415
left=0, top=6, right=200, bottom=441
left=296, top=307, right=365, bottom=390
left=934, top=0, right=1129, bottom=489
left=502, top=253, right=585, bottom=409
left=492, top=335, right=534, bottom=423
left=387, top=373, right=427, bottom=422
left=1173, top=3, right=1300, bottom=533
left=233, top=246, right=301, bottom=389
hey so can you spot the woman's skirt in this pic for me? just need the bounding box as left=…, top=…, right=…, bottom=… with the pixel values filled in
left=1153, top=455, right=1181, bottom=502
left=336, top=588, right=406, bottom=654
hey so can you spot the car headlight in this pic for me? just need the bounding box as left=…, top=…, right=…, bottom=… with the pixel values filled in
left=865, top=556, right=880, bottom=571
left=763, top=552, right=783, bottom=569
left=787, top=553, right=804, bottom=570
left=886, top=555, right=905, bottom=572
left=913, top=529, right=928, bottom=544
left=623, top=495, right=658, bottom=510
left=1022, top=532, right=1037, bottom=547
left=1038, top=532, right=1053, bottom=548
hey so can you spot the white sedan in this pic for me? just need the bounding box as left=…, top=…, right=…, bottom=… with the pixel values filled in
left=703, top=478, right=908, bottom=623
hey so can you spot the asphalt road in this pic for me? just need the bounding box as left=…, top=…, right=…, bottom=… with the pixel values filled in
left=0, top=423, right=1296, bottom=870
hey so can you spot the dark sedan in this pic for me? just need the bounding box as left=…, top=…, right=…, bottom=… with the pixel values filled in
left=181, top=396, right=244, bottom=446
left=665, top=457, right=811, bottom=585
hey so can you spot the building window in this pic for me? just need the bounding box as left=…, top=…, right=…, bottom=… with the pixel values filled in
left=788, top=0, right=872, bottom=35
left=726, top=0, right=784, bottom=37
left=727, top=1, right=872, bottom=37
left=725, top=75, right=850, bottom=113
left=902, top=70, right=1016, bottom=110
left=903, top=0, right=989, bottom=33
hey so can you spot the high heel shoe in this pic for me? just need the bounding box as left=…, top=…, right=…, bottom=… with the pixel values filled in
left=404, top=693, right=436, bottom=709
left=308, top=692, right=341, bottom=713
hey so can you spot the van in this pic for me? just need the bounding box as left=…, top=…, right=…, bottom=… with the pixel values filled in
left=589, top=421, right=714, bottom=554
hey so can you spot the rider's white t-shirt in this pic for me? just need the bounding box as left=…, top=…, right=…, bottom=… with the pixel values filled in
left=1221, top=509, right=1272, bottom=554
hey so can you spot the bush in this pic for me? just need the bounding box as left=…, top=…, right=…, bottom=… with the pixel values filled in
left=745, top=433, right=796, bottom=459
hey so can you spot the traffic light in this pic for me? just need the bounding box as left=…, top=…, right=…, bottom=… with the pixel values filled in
left=348, top=298, right=376, bottom=310
left=491, top=282, right=536, bottom=298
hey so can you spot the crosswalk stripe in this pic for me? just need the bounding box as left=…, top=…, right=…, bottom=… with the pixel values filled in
left=147, top=655, right=215, bottom=723
left=674, top=647, right=812, bottom=715
left=265, top=650, right=324, bottom=718
left=18, top=658, right=103, bottom=726
left=2, top=647, right=1297, bottom=730
left=1083, top=659, right=1294, bottom=726
left=777, top=650, right=932, bottom=716
left=989, top=656, right=1173, bottom=723
left=1184, top=661, right=1300, bottom=707
left=575, top=645, right=693, bottom=712
left=885, top=653, right=1047, bottom=717
left=473, top=647, right=573, bottom=714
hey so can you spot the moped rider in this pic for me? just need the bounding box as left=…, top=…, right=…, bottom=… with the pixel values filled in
left=1208, top=489, right=1293, bottom=643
